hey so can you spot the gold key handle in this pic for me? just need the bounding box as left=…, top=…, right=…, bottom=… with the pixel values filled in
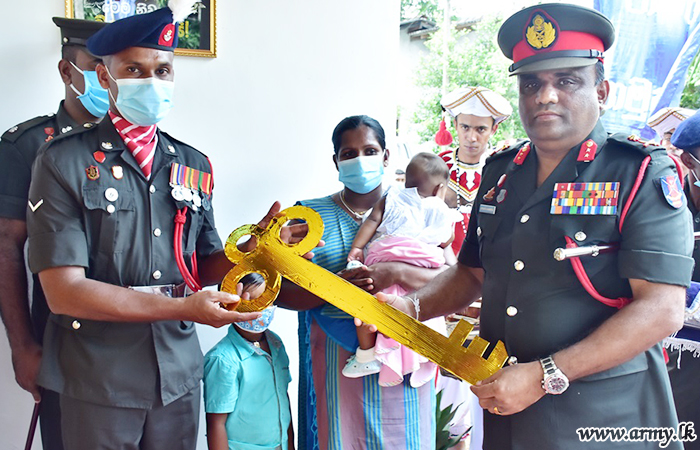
left=221, top=205, right=508, bottom=384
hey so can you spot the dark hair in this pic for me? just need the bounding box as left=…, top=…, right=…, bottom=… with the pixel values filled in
left=407, top=152, right=449, bottom=181
left=331, top=115, right=386, bottom=154
left=61, top=45, right=81, bottom=63
left=594, top=60, right=605, bottom=86
left=240, top=273, right=265, bottom=290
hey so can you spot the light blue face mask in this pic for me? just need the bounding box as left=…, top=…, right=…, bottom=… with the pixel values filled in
left=338, top=154, right=385, bottom=194
left=687, top=153, right=700, bottom=188
left=234, top=306, right=277, bottom=333
left=106, top=67, right=175, bottom=126
left=69, top=62, right=109, bottom=118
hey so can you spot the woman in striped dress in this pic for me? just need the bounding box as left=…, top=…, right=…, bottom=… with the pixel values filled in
left=278, top=116, right=447, bottom=450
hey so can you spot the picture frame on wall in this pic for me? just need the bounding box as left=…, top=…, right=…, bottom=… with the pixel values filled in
left=65, top=0, right=217, bottom=57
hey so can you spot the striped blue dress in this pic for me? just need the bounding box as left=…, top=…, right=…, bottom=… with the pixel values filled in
left=297, top=195, right=436, bottom=450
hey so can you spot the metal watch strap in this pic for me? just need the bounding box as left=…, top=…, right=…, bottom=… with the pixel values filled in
left=540, top=355, right=557, bottom=377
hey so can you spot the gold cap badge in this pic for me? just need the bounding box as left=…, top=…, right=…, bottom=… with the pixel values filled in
left=526, top=13, right=557, bottom=50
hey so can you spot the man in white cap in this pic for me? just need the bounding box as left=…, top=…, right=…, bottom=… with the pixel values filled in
left=439, top=86, right=513, bottom=254
left=436, top=87, right=512, bottom=450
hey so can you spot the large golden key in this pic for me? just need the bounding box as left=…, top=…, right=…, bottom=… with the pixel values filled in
left=221, top=205, right=508, bottom=384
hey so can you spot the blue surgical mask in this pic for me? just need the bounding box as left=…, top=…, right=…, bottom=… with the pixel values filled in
left=692, top=171, right=700, bottom=189
left=687, top=153, right=700, bottom=188
left=234, top=306, right=277, bottom=333
left=106, top=67, right=174, bottom=126
left=338, top=154, right=385, bottom=194
left=69, top=62, right=109, bottom=118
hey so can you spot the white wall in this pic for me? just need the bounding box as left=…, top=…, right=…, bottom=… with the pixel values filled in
left=0, top=1, right=399, bottom=449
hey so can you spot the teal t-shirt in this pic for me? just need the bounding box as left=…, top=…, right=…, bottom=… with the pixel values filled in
left=204, top=326, right=292, bottom=450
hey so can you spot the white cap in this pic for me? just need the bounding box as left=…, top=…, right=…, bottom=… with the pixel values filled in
left=647, top=107, right=696, bottom=138
left=441, top=86, right=513, bottom=125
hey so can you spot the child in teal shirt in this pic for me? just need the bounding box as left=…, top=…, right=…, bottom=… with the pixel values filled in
left=204, top=274, right=294, bottom=450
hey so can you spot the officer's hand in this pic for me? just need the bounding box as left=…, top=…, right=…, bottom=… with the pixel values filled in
left=239, top=201, right=322, bottom=260
left=471, top=361, right=545, bottom=416
left=376, top=292, right=416, bottom=317
left=11, top=342, right=43, bottom=402
left=185, top=290, right=261, bottom=328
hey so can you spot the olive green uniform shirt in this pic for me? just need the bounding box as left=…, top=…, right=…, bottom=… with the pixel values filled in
left=459, top=121, right=693, bottom=450
left=27, top=118, right=222, bottom=408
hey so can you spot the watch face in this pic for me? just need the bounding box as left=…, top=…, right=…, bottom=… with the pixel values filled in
left=545, top=376, right=569, bottom=394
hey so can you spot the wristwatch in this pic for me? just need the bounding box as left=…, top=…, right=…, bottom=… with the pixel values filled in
left=540, top=355, right=570, bottom=395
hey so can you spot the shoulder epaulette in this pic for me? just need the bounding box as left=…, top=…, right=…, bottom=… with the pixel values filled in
left=485, top=139, right=529, bottom=164
left=160, top=131, right=209, bottom=159
left=606, top=133, right=663, bottom=155
left=1, top=114, right=54, bottom=143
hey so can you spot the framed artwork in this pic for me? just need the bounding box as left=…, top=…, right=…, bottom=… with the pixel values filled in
left=65, top=0, right=217, bottom=57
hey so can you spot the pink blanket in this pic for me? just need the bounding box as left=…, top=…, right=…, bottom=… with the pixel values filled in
left=365, top=236, right=445, bottom=387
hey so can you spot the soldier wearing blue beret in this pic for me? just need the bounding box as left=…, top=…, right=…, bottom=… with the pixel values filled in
left=0, top=16, right=107, bottom=450
left=24, top=2, right=306, bottom=448
left=381, top=4, right=693, bottom=449
left=666, top=111, right=700, bottom=450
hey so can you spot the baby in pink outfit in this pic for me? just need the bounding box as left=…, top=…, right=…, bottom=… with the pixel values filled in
left=344, top=152, right=461, bottom=386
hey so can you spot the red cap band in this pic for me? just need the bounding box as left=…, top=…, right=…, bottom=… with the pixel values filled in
left=513, top=31, right=604, bottom=64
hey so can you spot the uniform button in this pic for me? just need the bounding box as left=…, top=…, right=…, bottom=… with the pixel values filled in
left=106, top=204, right=116, bottom=214
left=149, top=185, right=157, bottom=194
left=695, top=217, right=700, bottom=223
left=83, top=122, right=94, bottom=128
left=153, top=228, right=162, bottom=237
left=507, top=356, right=518, bottom=365
left=72, top=320, right=81, bottom=330
left=168, top=145, right=175, bottom=153
left=105, top=187, right=119, bottom=202
left=506, top=306, right=518, bottom=317
left=520, top=214, right=530, bottom=223
left=153, top=270, right=162, bottom=280
left=101, top=141, right=113, bottom=150
left=476, top=226, right=482, bottom=237
left=61, top=126, right=72, bottom=133
left=514, top=260, right=525, bottom=271
left=575, top=231, right=587, bottom=242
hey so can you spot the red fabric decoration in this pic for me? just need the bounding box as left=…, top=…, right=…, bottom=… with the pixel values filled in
left=434, top=119, right=453, bottom=146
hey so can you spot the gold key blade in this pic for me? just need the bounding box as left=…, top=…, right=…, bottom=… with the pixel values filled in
left=221, top=205, right=508, bottom=384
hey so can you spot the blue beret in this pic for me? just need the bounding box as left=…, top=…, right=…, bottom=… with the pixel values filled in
left=671, top=110, right=700, bottom=150
left=498, top=3, right=615, bottom=75
left=87, top=7, right=178, bottom=56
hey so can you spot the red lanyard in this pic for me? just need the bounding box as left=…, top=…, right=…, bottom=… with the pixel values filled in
left=174, top=207, right=202, bottom=292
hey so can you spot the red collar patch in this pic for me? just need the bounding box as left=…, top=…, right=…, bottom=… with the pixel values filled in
left=513, top=143, right=531, bottom=165
left=577, top=139, right=597, bottom=162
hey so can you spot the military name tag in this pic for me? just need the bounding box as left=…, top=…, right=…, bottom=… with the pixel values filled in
left=479, top=204, right=496, bottom=215
left=551, top=182, right=619, bottom=215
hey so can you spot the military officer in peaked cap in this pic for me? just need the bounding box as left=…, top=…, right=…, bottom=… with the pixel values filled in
left=380, top=4, right=693, bottom=449
left=25, top=2, right=306, bottom=448
left=0, top=17, right=107, bottom=450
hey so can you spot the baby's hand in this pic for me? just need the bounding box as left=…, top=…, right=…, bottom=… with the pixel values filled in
left=347, top=247, right=364, bottom=263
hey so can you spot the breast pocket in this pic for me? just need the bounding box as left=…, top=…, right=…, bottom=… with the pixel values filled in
left=83, top=186, right=136, bottom=253
left=549, top=214, right=619, bottom=280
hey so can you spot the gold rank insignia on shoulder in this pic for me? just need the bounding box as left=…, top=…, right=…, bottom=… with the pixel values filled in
left=526, top=12, right=557, bottom=50
left=220, top=206, right=508, bottom=384
left=627, top=135, right=650, bottom=147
